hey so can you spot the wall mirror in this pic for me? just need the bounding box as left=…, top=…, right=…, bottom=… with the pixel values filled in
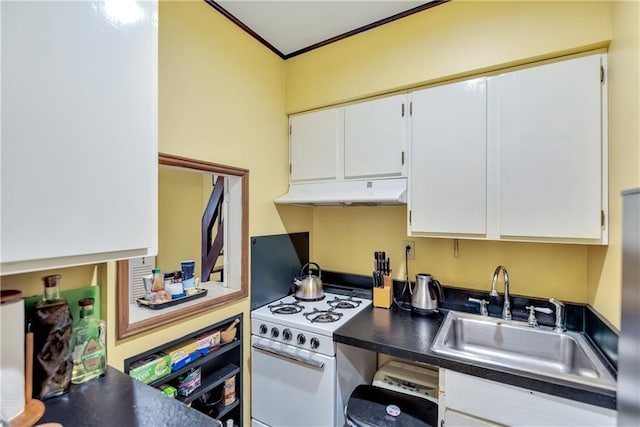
left=117, top=153, right=248, bottom=339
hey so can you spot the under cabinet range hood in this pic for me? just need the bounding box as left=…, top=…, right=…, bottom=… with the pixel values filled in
left=274, top=178, right=407, bottom=206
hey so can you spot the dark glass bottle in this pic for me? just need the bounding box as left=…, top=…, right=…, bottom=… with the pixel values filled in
left=32, top=274, right=73, bottom=399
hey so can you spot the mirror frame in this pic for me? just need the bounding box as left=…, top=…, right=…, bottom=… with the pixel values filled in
left=117, top=152, right=249, bottom=339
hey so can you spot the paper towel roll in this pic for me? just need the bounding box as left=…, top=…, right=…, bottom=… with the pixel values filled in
left=0, top=298, right=25, bottom=421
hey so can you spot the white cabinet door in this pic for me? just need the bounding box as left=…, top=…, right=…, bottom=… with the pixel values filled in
left=289, top=108, right=342, bottom=182
left=410, top=78, right=487, bottom=236
left=493, top=54, right=605, bottom=241
left=1, top=1, right=158, bottom=274
left=440, top=370, right=616, bottom=427
left=344, top=94, right=407, bottom=179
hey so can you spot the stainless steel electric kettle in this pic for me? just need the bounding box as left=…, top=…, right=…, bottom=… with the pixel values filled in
left=411, top=273, right=444, bottom=315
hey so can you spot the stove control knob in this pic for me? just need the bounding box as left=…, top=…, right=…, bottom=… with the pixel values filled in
left=282, top=329, right=292, bottom=341
left=310, top=337, right=320, bottom=350
left=297, top=334, right=306, bottom=345
left=271, top=327, right=279, bottom=338
left=259, top=324, right=268, bottom=335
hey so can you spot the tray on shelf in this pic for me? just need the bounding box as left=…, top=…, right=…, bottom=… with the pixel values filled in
left=136, top=288, right=208, bottom=310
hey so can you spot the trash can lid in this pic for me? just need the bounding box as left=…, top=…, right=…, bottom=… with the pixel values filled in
left=346, top=385, right=438, bottom=427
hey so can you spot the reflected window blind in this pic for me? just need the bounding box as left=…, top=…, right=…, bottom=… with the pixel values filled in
left=129, top=256, right=156, bottom=303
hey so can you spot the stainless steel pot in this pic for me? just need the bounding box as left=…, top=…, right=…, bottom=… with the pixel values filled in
left=294, top=262, right=324, bottom=301
left=411, top=273, right=444, bottom=314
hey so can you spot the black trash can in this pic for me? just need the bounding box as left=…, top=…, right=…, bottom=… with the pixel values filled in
left=345, top=384, right=438, bottom=427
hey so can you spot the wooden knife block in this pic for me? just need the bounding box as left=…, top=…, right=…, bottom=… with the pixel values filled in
left=373, top=276, right=393, bottom=309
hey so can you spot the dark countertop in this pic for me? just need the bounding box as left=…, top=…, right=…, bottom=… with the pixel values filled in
left=334, top=306, right=617, bottom=410
left=38, top=366, right=221, bottom=427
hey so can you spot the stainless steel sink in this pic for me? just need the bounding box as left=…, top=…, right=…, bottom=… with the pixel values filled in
left=431, top=311, right=616, bottom=390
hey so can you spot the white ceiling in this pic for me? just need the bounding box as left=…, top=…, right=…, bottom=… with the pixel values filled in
left=214, top=1, right=434, bottom=57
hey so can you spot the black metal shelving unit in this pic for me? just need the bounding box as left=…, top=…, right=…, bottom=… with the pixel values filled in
left=125, top=313, right=243, bottom=426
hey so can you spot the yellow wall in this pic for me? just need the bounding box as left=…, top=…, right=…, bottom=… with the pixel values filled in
left=588, top=0, right=640, bottom=327
left=286, top=0, right=613, bottom=113
left=157, top=166, right=203, bottom=274
left=313, top=206, right=589, bottom=302
left=287, top=1, right=619, bottom=318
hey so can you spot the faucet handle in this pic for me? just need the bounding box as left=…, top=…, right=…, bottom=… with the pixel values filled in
left=549, top=298, right=564, bottom=308
left=525, top=305, right=553, bottom=327
left=549, top=298, right=566, bottom=332
left=468, top=297, right=489, bottom=316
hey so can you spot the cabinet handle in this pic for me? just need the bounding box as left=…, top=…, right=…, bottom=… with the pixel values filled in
left=252, top=343, right=325, bottom=369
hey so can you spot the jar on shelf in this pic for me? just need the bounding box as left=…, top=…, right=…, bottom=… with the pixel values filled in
left=151, top=268, right=164, bottom=292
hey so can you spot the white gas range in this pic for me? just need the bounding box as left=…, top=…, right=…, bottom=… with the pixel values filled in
left=251, top=293, right=371, bottom=356
left=251, top=292, right=376, bottom=427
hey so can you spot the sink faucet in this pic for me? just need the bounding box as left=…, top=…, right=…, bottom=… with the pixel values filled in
left=489, top=265, right=511, bottom=320
left=549, top=298, right=566, bottom=332
left=468, top=297, right=489, bottom=316
left=526, top=305, right=553, bottom=328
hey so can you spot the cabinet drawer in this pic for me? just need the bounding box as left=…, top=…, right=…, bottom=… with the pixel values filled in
left=444, top=408, right=504, bottom=427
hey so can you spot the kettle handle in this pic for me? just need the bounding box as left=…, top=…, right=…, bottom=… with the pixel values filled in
left=300, top=262, right=322, bottom=278
left=433, top=279, right=445, bottom=302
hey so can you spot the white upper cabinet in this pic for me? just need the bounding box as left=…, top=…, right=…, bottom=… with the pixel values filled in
left=407, top=53, right=607, bottom=244
left=344, top=94, right=407, bottom=179
left=1, top=1, right=158, bottom=274
left=288, top=94, right=407, bottom=184
left=410, top=78, right=488, bottom=236
left=491, top=54, right=606, bottom=242
left=289, top=108, right=343, bottom=182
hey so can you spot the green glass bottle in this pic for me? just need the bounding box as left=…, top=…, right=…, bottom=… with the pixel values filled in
left=71, top=298, right=106, bottom=384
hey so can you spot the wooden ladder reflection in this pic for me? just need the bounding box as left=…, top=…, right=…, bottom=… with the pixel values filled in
left=202, top=175, right=224, bottom=281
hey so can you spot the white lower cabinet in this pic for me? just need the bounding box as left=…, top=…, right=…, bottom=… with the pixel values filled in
left=439, top=369, right=616, bottom=427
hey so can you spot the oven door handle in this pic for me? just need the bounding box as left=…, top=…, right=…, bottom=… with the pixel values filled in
left=252, top=343, right=325, bottom=369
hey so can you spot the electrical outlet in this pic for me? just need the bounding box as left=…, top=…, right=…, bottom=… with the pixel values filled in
left=403, top=240, right=415, bottom=260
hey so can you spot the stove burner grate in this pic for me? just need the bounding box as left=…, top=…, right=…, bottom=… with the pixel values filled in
left=268, top=301, right=305, bottom=315
left=303, top=308, right=344, bottom=323
left=327, top=296, right=362, bottom=310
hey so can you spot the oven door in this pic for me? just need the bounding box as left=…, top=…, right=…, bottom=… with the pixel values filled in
left=251, top=335, right=336, bottom=427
